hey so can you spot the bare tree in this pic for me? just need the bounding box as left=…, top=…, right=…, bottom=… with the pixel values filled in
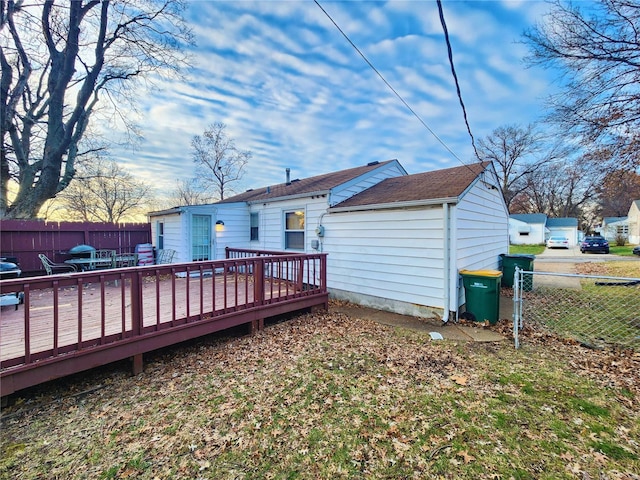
left=191, top=122, right=251, bottom=201
left=168, top=178, right=215, bottom=206
left=523, top=0, right=640, bottom=169
left=511, top=157, right=604, bottom=231
left=57, top=158, right=152, bottom=223
left=1, top=0, right=192, bottom=219
left=476, top=124, right=562, bottom=210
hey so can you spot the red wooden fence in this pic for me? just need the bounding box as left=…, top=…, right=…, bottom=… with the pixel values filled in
left=0, top=220, right=151, bottom=275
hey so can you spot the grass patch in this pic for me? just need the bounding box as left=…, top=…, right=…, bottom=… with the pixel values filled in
left=509, top=244, right=546, bottom=255
left=609, top=245, right=637, bottom=256
left=1, top=310, right=638, bottom=479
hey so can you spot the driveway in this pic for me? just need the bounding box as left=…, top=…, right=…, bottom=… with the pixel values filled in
left=532, top=245, right=634, bottom=288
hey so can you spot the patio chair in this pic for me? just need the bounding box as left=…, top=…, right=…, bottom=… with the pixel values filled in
left=92, top=249, right=116, bottom=269
left=39, top=254, right=77, bottom=275
left=155, top=249, right=175, bottom=264
left=115, top=253, right=138, bottom=268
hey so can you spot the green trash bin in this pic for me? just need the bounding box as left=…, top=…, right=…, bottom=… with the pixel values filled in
left=460, top=269, right=502, bottom=325
left=499, top=254, right=535, bottom=291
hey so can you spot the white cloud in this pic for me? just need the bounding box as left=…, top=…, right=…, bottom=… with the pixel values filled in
left=102, top=0, right=556, bottom=201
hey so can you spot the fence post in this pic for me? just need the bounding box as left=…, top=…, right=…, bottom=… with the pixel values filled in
left=513, top=266, right=521, bottom=349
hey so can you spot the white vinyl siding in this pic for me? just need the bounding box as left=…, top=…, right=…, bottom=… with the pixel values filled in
left=322, top=207, right=446, bottom=316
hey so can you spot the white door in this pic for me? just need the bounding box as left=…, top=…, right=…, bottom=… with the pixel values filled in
left=191, top=214, right=212, bottom=261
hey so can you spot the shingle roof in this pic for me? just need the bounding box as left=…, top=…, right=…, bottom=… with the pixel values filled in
left=218, top=160, right=398, bottom=204
left=603, top=216, right=627, bottom=224
left=547, top=217, right=578, bottom=227
left=510, top=213, right=547, bottom=224
left=330, top=162, right=492, bottom=209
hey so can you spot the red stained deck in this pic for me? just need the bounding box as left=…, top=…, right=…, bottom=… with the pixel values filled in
left=0, top=252, right=328, bottom=397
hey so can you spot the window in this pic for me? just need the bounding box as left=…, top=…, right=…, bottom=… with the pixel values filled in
left=250, top=212, right=259, bottom=241
left=157, top=221, right=164, bottom=249
left=285, top=210, right=305, bottom=250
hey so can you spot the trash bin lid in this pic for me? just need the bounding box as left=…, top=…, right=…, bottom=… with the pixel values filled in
left=500, top=253, right=535, bottom=259
left=459, top=269, right=502, bottom=277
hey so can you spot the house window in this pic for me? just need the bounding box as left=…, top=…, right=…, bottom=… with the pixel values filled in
left=285, top=210, right=305, bottom=250
left=157, top=221, right=164, bottom=249
left=250, top=212, right=259, bottom=241
left=617, top=225, right=629, bottom=235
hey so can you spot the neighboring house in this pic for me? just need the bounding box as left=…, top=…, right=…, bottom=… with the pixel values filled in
left=508, top=214, right=580, bottom=245
left=148, top=160, right=509, bottom=321
left=628, top=200, right=640, bottom=244
left=546, top=217, right=579, bottom=245
left=598, top=216, right=629, bottom=243
left=508, top=214, right=548, bottom=245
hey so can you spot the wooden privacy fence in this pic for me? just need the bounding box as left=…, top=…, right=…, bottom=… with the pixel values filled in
left=0, top=220, right=151, bottom=275
left=0, top=252, right=328, bottom=397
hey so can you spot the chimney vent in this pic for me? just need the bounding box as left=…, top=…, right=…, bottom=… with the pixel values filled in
left=286, top=168, right=291, bottom=185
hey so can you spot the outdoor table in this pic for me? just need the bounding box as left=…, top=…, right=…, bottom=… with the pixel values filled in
left=64, top=257, right=114, bottom=271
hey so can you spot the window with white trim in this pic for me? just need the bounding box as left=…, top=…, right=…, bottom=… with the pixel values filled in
left=250, top=212, right=259, bottom=241
left=157, top=221, right=164, bottom=249
left=284, top=210, right=305, bottom=250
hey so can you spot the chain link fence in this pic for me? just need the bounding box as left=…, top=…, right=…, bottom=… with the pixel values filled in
left=513, top=267, right=640, bottom=350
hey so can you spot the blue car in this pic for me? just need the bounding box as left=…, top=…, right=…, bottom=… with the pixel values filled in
left=580, top=236, right=609, bottom=254
left=633, top=245, right=640, bottom=256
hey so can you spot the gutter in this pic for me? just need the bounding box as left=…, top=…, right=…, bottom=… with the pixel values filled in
left=329, top=196, right=459, bottom=213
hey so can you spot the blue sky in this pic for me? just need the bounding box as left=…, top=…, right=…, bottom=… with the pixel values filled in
left=114, top=0, right=556, bottom=199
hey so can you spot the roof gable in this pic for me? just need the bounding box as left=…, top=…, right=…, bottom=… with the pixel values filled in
left=329, top=162, right=493, bottom=209
left=218, top=160, right=403, bottom=204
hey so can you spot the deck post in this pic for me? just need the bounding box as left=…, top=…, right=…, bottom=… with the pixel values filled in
left=254, top=258, right=265, bottom=305
left=131, top=272, right=142, bottom=335
left=131, top=354, right=143, bottom=375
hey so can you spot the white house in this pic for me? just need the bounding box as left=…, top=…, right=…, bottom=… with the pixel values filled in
left=508, top=214, right=580, bottom=245
left=599, top=216, right=629, bottom=243
left=508, top=214, right=548, bottom=244
left=148, top=160, right=509, bottom=321
left=628, top=200, right=640, bottom=245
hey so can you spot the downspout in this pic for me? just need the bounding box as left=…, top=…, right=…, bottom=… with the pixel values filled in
left=442, top=202, right=450, bottom=324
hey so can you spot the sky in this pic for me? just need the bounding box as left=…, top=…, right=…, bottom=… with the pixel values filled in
left=112, top=0, right=557, bottom=201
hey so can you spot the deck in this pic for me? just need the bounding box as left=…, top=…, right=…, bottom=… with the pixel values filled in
left=0, top=251, right=328, bottom=397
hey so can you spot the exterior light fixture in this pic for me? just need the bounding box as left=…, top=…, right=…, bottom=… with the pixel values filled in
left=215, top=220, right=225, bottom=232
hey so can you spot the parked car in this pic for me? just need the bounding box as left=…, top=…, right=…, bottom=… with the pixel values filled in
left=580, top=236, right=609, bottom=254
left=546, top=236, right=570, bottom=249
left=633, top=245, right=640, bottom=256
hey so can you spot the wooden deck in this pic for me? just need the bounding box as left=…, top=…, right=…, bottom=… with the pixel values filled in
left=0, top=252, right=328, bottom=397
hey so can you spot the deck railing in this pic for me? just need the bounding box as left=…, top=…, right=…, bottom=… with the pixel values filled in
left=0, top=253, right=328, bottom=397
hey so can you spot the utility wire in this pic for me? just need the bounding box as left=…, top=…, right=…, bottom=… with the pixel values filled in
left=314, top=0, right=469, bottom=166
left=436, top=0, right=481, bottom=162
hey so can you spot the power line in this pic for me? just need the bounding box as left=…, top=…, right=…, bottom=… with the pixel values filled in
left=313, top=0, right=470, bottom=166
left=436, top=0, right=481, bottom=162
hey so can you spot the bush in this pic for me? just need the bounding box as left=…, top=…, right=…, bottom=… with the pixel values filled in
left=614, top=234, right=628, bottom=246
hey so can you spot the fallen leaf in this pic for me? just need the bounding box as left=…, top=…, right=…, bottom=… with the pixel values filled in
left=450, top=375, right=468, bottom=386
